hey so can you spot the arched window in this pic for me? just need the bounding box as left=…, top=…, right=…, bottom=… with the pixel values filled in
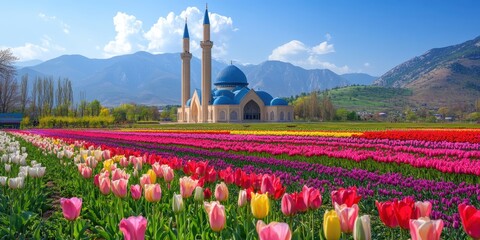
left=270, top=111, right=274, bottom=121
left=243, top=100, right=261, bottom=120
left=280, top=111, right=285, bottom=121
left=230, top=111, right=238, bottom=121
left=219, top=110, right=226, bottom=121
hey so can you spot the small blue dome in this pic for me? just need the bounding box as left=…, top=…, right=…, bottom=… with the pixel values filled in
left=270, top=97, right=288, bottom=106
left=186, top=98, right=192, bottom=107
left=213, top=89, right=235, bottom=99
left=255, top=91, right=273, bottom=106
left=233, top=87, right=250, bottom=104
left=213, top=96, right=233, bottom=105
left=214, top=65, right=248, bottom=87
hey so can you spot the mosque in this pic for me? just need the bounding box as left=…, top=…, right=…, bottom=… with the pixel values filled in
left=177, top=7, right=294, bottom=123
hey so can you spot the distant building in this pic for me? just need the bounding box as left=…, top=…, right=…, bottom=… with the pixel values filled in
left=177, top=7, right=293, bottom=123
left=0, top=113, right=23, bottom=129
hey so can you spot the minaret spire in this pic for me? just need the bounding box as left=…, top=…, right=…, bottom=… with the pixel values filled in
left=180, top=18, right=192, bottom=122
left=201, top=5, right=213, bottom=123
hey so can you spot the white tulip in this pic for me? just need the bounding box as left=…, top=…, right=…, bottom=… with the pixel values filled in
left=5, top=164, right=11, bottom=173
left=0, top=176, right=7, bottom=186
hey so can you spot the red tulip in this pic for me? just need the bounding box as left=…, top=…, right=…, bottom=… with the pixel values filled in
left=130, top=184, right=142, bottom=200
left=375, top=200, right=398, bottom=228
left=60, top=197, right=82, bottom=221
left=331, top=186, right=361, bottom=207
left=261, top=174, right=275, bottom=196
left=256, top=220, right=292, bottom=240
left=292, top=192, right=308, bottom=213
left=119, top=215, right=147, bottom=240
left=394, top=197, right=415, bottom=230
left=281, top=193, right=297, bottom=216
left=219, top=167, right=235, bottom=184
left=458, top=203, right=480, bottom=239
left=204, top=187, right=212, bottom=200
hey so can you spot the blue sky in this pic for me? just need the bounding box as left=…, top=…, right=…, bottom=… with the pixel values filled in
left=1, top=0, right=479, bottom=76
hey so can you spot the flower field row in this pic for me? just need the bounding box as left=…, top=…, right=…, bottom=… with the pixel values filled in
left=3, top=128, right=480, bottom=239
left=26, top=129, right=480, bottom=176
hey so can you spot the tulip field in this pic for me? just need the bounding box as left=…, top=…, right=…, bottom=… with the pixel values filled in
left=1, top=128, right=480, bottom=239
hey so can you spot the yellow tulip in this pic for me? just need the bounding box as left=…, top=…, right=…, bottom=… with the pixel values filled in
left=147, top=169, right=156, bottom=183
left=323, top=210, right=341, bottom=240
left=103, top=159, right=114, bottom=172
left=251, top=193, right=269, bottom=219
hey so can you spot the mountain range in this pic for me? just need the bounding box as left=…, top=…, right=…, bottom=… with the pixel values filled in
left=17, top=52, right=375, bottom=106
left=374, top=36, right=480, bottom=109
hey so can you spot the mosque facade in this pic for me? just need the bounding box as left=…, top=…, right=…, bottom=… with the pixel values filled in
left=177, top=7, right=294, bottom=123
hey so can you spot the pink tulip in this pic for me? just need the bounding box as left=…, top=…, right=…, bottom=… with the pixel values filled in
left=99, top=177, right=111, bottom=195
left=119, top=156, right=129, bottom=168
left=144, top=184, right=161, bottom=202
left=139, top=174, right=151, bottom=187
left=335, top=203, right=359, bottom=234
left=81, top=166, right=92, bottom=178
left=180, top=176, right=198, bottom=198
left=204, top=201, right=226, bottom=232
left=302, top=185, right=322, bottom=210
left=281, top=193, right=296, bottom=216
left=102, top=150, right=111, bottom=160
left=256, top=220, right=292, bottom=240
left=130, top=184, right=142, bottom=200
left=119, top=215, right=147, bottom=240
left=414, top=201, right=432, bottom=218
left=112, top=169, right=129, bottom=181
left=409, top=217, right=443, bottom=240
left=215, top=182, right=229, bottom=202
left=112, top=179, right=128, bottom=198
left=260, top=174, right=275, bottom=196
left=60, top=197, right=82, bottom=221
left=161, top=165, right=174, bottom=183
left=152, top=162, right=162, bottom=177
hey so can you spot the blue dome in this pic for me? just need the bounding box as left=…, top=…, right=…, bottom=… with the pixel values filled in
left=255, top=91, right=273, bottom=106
left=186, top=98, right=192, bottom=107
left=214, top=65, right=248, bottom=87
left=270, top=97, right=288, bottom=106
left=213, top=96, right=233, bottom=105
left=213, top=89, right=235, bottom=99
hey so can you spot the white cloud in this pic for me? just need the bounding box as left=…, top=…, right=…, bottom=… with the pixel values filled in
left=143, top=7, right=236, bottom=58
left=2, top=35, right=66, bottom=61
left=102, top=7, right=236, bottom=58
left=268, top=39, right=349, bottom=74
left=364, top=62, right=370, bottom=67
left=103, top=12, right=143, bottom=56
left=38, top=12, right=70, bottom=34
left=325, top=33, right=332, bottom=41
left=4, top=43, right=48, bottom=60
left=312, top=41, right=334, bottom=55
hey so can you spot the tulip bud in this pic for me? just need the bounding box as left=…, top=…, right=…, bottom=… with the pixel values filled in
left=324, top=210, right=341, bottom=240
left=204, top=201, right=226, bottom=232
left=5, top=164, right=11, bottom=173
left=215, top=182, right=229, bottom=202
left=409, top=217, right=443, bottom=240
left=130, top=184, right=142, bottom=200
left=251, top=193, right=269, bottom=219
left=144, top=184, right=161, bottom=202
left=238, top=189, right=247, bottom=207
left=194, top=186, right=204, bottom=202
left=172, top=193, right=185, bottom=214
left=0, top=176, right=7, bottom=186
left=146, top=169, right=156, bottom=183
left=353, top=215, right=371, bottom=240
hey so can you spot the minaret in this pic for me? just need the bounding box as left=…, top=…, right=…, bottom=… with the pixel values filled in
left=201, top=5, right=213, bottom=123
left=181, top=20, right=192, bottom=122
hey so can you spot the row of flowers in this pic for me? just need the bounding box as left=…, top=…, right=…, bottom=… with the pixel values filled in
left=9, top=130, right=480, bottom=239
left=28, top=129, right=480, bottom=176
left=355, top=129, right=480, bottom=143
